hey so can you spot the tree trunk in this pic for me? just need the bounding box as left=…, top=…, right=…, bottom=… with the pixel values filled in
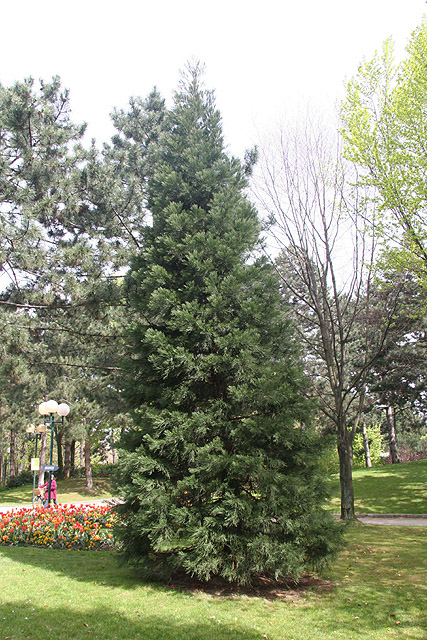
left=1, top=453, right=6, bottom=484
left=19, top=436, right=28, bottom=474
left=70, top=439, right=75, bottom=471
left=55, top=427, right=63, bottom=476
left=362, top=423, right=372, bottom=468
left=338, top=428, right=355, bottom=520
left=63, top=441, right=71, bottom=478
left=9, top=429, right=16, bottom=480
left=386, top=406, right=400, bottom=463
left=111, top=429, right=116, bottom=464
left=38, top=430, right=48, bottom=487
left=84, top=439, right=93, bottom=491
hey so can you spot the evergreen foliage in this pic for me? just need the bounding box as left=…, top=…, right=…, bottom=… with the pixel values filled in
left=117, top=65, right=342, bottom=585
left=0, top=76, right=141, bottom=478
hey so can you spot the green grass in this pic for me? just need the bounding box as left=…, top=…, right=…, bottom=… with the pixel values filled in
left=328, top=459, right=427, bottom=514
left=0, top=477, right=114, bottom=506
left=0, top=523, right=425, bottom=639
left=1, top=462, right=426, bottom=638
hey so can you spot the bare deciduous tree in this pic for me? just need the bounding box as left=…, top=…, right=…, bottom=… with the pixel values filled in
left=253, top=118, right=399, bottom=520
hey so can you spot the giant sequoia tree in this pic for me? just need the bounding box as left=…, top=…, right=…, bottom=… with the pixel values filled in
left=117, top=66, right=341, bottom=585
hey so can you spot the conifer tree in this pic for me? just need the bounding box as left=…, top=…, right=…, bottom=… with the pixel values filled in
left=117, top=64, right=342, bottom=585
left=0, top=74, right=172, bottom=486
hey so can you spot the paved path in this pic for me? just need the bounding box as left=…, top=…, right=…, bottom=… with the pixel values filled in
left=356, top=514, right=427, bottom=526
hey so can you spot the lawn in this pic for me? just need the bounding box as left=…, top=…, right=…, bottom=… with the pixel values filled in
left=0, top=523, right=425, bottom=640
left=0, top=462, right=426, bottom=639
left=328, top=459, right=427, bottom=514
left=0, top=477, right=114, bottom=506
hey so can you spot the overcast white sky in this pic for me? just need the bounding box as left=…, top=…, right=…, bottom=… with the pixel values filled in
left=1, top=1, right=426, bottom=156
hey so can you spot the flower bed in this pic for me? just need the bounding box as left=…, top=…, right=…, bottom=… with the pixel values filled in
left=0, top=504, right=119, bottom=550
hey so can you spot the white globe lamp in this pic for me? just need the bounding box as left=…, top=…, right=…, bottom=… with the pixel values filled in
left=45, top=400, right=58, bottom=414
left=38, top=402, right=49, bottom=416
left=57, top=403, right=70, bottom=417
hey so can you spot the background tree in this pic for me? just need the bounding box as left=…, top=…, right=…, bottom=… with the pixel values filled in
left=361, top=266, right=427, bottom=462
left=341, top=20, right=427, bottom=282
left=0, top=77, right=86, bottom=293
left=116, top=65, right=342, bottom=585
left=252, top=119, right=401, bottom=519
left=0, top=77, right=167, bottom=482
left=340, top=19, right=427, bottom=467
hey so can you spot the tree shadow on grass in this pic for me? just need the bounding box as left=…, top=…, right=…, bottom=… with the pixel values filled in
left=328, top=460, right=427, bottom=515
left=0, top=600, right=262, bottom=640
left=1, top=584, right=426, bottom=640
left=0, top=489, right=33, bottom=505
left=297, top=592, right=427, bottom=638
left=2, top=527, right=426, bottom=639
left=309, top=571, right=427, bottom=637
left=0, top=545, right=331, bottom=601
left=353, top=472, right=427, bottom=514
left=0, top=546, right=154, bottom=592
left=317, top=524, right=427, bottom=637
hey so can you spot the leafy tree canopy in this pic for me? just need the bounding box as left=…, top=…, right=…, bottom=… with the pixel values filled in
left=341, top=20, right=427, bottom=282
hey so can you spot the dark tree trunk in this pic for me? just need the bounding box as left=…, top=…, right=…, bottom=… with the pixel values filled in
left=63, top=441, right=71, bottom=478
left=9, top=429, right=16, bottom=480
left=386, top=406, right=400, bottom=464
left=362, top=423, right=372, bottom=468
left=70, top=439, right=75, bottom=471
left=19, top=436, right=28, bottom=473
left=84, top=439, right=93, bottom=491
left=1, top=453, right=6, bottom=484
left=338, top=427, right=355, bottom=520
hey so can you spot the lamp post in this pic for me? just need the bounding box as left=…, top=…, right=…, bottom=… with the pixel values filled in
left=25, top=423, right=47, bottom=506
left=38, top=400, right=70, bottom=505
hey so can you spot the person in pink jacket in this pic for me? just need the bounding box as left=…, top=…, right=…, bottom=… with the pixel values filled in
left=41, top=475, right=58, bottom=507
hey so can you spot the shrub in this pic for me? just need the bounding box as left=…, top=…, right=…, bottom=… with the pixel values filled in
left=7, top=470, right=34, bottom=489
left=69, top=463, right=116, bottom=478
left=317, top=435, right=339, bottom=474
left=396, top=429, right=427, bottom=462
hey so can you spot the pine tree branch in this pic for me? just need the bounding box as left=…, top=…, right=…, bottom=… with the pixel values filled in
left=111, top=203, right=141, bottom=249
left=7, top=322, right=124, bottom=339
left=0, top=299, right=126, bottom=310
left=36, top=361, right=123, bottom=371
left=230, top=412, right=260, bottom=421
